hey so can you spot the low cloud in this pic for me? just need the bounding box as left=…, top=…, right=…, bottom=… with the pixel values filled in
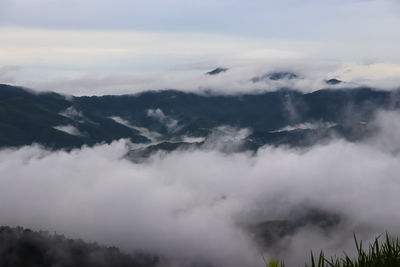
left=271, top=122, right=337, bottom=133
left=1, top=111, right=400, bottom=266
left=1, top=27, right=399, bottom=96
left=364, top=110, right=400, bottom=154
left=53, top=125, right=83, bottom=136
left=0, top=65, right=21, bottom=84
left=147, top=109, right=179, bottom=132
left=110, top=116, right=161, bottom=142
left=16, top=60, right=400, bottom=96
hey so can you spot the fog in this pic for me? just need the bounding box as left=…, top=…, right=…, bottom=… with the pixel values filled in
left=10, top=61, right=400, bottom=96
left=1, top=27, right=400, bottom=96
left=1, top=111, right=400, bottom=266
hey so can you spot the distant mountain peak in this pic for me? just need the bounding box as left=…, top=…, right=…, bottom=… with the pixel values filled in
left=206, top=67, right=228, bottom=75
left=251, top=71, right=298, bottom=83
left=326, top=78, right=343, bottom=85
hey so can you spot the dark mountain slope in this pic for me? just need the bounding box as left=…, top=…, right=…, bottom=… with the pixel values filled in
left=74, top=87, right=396, bottom=136
left=1, top=84, right=398, bottom=149
left=0, top=84, right=148, bottom=149
left=0, top=226, right=157, bottom=267
left=206, top=67, right=228, bottom=75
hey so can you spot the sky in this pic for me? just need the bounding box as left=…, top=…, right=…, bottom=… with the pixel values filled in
left=1, top=0, right=400, bottom=94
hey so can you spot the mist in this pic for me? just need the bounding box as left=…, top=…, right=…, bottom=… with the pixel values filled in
left=8, top=61, right=400, bottom=96
left=0, top=109, right=399, bottom=266
left=1, top=27, right=400, bottom=96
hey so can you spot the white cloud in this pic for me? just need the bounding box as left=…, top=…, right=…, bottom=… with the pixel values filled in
left=364, top=110, right=400, bottom=154
left=0, top=27, right=399, bottom=95
left=53, top=125, right=83, bottom=136
left=1, top=111, right=400, bottom=266
left=110, top=116, right=161, bottom=142
left=271, top=122, right=337, bottom=133
left=0, top=65, right=21, bottom=83
left=147, top=109, right=179, bottom=131
left=59, top=107, right=83, bottom=119
left=181, top=136, right=206, bottom=143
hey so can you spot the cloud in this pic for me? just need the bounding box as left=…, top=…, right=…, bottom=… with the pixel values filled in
left=1, top=111, right=400, bottom=266
left=0, top=65, right=21, bottom=83
left=364, top=110, right=400, bottom=154
left=110, top=116, right=161, bottom=142
left=147, top=109, right=179, bottom=132
left=0, top=141, right=260, bottom=267
left=29, top=73, right=165, bottom=96
left=20, top=60, right=400, bottom=96
left=271, top=122, right=337, bottom=133
left=2, top=0, right=399, bottom=43
left=53, top=125, right=83, bottom=136
left=0, top=27, right=399, bottom=95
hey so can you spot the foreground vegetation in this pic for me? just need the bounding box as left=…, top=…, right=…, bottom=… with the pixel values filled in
left=2, top=225, right=399, bottom=267
left=268, top=234, right=400, bottom=267
left=0, top=226, right=158, bottom=267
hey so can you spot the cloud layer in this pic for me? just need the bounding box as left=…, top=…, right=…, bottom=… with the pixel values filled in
left=1, top=1, right=399, bottom=96
left=2, top=0, right=399, bottom=41
left=0, top=26, right=399, bottom=96
left=1, top=110, right=400, bottom=266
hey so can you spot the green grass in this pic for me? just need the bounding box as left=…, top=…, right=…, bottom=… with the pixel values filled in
left=266, top=233, right=400, bottom=267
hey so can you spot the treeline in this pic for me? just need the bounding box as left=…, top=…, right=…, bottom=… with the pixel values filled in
left=0, top=226, right=158, bottom=267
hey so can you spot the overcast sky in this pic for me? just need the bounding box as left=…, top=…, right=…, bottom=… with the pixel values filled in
left=2, top=0, right=399, bottom=39
left=1, top=0, right=400, bottom=94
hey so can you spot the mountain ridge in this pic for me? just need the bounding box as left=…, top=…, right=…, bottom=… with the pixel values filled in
left=1, top=83, right=398, bottom=151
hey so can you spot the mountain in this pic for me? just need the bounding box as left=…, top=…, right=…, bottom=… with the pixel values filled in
left=0, top=84, right=148, bottom=149
left=326, top=78, right=343, bottom=85
left=251, top=71, right=299, bottom=83
left=1, top=84, right=399, bottom=151
left=206, top=67, right=228, bottom=75
left=250, top=207, right=341, bottom=249
left=0, top=226, right=158, bottom=267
